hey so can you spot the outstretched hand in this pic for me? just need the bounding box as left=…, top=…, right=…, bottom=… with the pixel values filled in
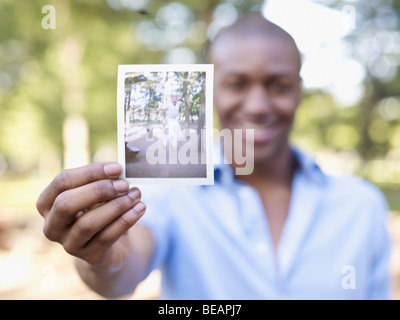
left=36, top=162, right=146, bottom=271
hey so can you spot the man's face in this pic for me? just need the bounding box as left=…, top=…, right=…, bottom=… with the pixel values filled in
left=212, top=35, right=302, bottom=165
left=172, top=96, right=177, bottom=104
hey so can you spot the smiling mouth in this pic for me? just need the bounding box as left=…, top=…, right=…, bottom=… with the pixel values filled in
left=239, top=120, right=280, bottom=143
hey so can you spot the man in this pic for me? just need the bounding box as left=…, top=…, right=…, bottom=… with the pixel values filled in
left=36, top=14, right=392, bottom=299
left=164, top=95, right=183, bottom=149
left=154, top=95, right=183, bottom=149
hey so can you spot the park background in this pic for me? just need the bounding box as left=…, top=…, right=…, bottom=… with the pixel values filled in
left=0, top=0, right=399, bottom=299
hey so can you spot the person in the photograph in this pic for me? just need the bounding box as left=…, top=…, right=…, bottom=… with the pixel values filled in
left=36, top=14, right=392, bottom=299
left=155, top=95, right=183, bottom=149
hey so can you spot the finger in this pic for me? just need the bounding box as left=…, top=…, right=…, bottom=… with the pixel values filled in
left=47, top=178, right=130, bottom=230
left=85, top=201, right=146, bottom=254
left=62, top=188, right=142, bottom=251
left=37, top=162, right=123, bottom=215
left=43, top=182, right=138, bottom=243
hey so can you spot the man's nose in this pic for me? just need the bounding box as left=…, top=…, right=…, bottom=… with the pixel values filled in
left=243, top=84, right=271, bottom=115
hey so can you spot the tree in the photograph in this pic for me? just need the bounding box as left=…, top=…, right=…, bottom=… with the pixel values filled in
left=181, top=71, right=191, bottom=135
left=197, top=72, right=207, bottom=152
left=140, top=73, right=162, bottom=126
left=189, top=72, right=206, bottom=122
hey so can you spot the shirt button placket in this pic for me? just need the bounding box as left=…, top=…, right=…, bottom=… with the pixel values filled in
left=238, top=185, right=256, bottom=234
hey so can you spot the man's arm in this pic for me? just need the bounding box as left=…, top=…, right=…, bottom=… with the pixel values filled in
left=36, top=162, right=155, bottom=299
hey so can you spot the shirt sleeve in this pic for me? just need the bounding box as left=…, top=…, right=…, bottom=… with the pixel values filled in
left=366, top=187, right=392, bottom=299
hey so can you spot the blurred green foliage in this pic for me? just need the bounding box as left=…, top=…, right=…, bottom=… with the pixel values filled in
left=0, top=0, right=399, bottom=211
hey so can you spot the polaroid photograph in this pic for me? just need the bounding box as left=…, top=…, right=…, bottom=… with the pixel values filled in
left=117, top=64, right=214, bottom=185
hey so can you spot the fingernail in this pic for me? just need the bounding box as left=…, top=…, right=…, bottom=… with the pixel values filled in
left=104, top=163, right=122, bottom=177
left=113, top=179, right=129, bottom=193
left=133, top=202, right=146, bottom=214
left=128, top=188, right=140, bottom=200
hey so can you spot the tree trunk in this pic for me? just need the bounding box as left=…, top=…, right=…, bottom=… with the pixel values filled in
left=198, top=72, right=206, bottom=152
left=182, top=72, right=190, bottom=136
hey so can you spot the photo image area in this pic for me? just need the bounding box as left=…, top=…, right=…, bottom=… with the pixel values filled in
left=117, top=65, right=213, bottom=184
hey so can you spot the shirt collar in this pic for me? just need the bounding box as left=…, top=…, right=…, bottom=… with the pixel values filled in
left=290, top=146, right=326, bottom=186
left=213, top=146, right=326, bottom=186
left=213, top=146, right=235, bottom=185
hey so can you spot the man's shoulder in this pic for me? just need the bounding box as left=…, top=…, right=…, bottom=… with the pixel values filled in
left=293, top=147, right=386, bottom=207
left=324, top=172, right=387, bottom=209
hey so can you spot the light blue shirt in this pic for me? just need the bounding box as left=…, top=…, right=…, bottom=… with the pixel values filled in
left=138, top=148, right=392, bottom=299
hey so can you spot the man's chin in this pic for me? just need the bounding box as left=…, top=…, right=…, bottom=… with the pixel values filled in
left=252, top=147, right=274, bottom=165
left=251, top=141, right=288, bottom=166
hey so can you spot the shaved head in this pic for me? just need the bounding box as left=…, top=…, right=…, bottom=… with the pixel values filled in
left=207, top=13, right=301, bottom=70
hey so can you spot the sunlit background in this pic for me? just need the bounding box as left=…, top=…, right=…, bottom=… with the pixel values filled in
left=0, top=0, right=399, bottom=299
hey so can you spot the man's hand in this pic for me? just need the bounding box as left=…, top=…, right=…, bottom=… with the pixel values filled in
left=36, top=162, right=146, bottom=271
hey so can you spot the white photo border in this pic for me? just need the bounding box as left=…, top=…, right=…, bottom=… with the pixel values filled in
left=117, top=64, right=214, bottom=185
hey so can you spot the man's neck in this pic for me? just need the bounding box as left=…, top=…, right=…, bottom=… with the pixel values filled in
left=233, top=145, right=296, bottom=188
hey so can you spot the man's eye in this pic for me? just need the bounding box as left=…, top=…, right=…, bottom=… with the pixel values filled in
left=226, top=82, right=245, bottom=90
left=269, top=82, right=291, bottom=93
